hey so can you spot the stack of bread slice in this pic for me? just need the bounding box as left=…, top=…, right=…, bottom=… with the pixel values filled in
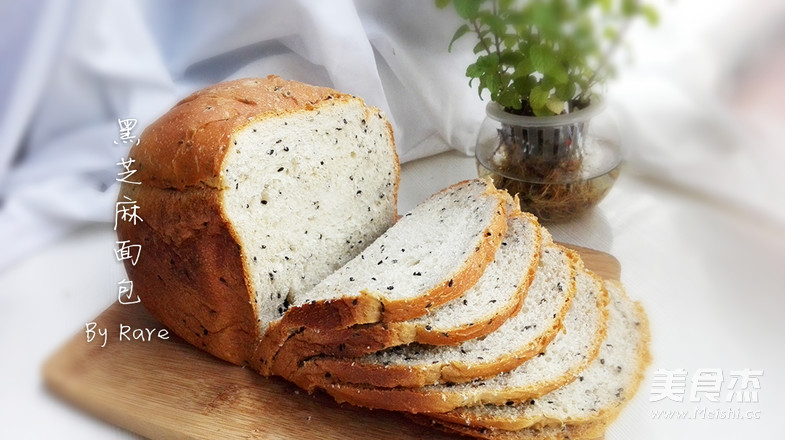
left=264, top=178, right=651, bottom=440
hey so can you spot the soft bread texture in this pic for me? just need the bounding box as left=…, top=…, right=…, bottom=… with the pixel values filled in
left=289, top=241, right=574, bottom=389
left=431, top=280, right=651, bottom=433
left=269, top=209, right=541, bottom=375
left=256, top=179, right=509, bottom=373
left=117, top=76, right=400, bottom=365
left=320, top=259, right=609, bottom=413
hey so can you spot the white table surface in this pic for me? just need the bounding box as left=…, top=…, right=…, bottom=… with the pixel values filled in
left=1, top=150, right=784, bottom=439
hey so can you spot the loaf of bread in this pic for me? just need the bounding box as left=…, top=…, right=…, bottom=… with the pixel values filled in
left=117, top=76, right=649, bottom=440
left=117, top=76, right=400, bottom=366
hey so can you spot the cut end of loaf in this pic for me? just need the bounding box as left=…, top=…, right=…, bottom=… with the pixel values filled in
left=221, top=96, right=399, bottom=336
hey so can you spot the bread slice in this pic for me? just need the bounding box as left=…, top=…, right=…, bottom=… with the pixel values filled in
left=409, top=415, right=608, bottom=440
left=117, top=76, right=400, bottom=365
left=268, top=209, right=541, bottom=375
left=288, top=241, right=575, bottom=389
left=320, top=261, right=609, bottom=413
left=429, top=280, right=651, bottom=434
left=256, top=179, right=509, bottom=373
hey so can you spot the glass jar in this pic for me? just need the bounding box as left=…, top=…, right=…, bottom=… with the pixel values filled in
left=475, top=101, right=622, bottom=223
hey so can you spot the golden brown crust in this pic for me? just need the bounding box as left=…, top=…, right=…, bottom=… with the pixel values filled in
left=131, top=76, right=348, bottom=190
left=285, top=237, right=584, bottom=391
left=254, top=181, right=510, bottom=373
left=310, top=255, right=609, bottom=414
left=408, top=414, right=609, bottom=440
left=427, top=280, right=648, bottom=433
left=267, top=212, right=542, bottom=379
left=117, top=184, right=257, bottom=365
left=118, top=76, right=393, bottom=366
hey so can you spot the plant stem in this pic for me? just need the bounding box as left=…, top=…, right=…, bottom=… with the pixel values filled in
left=470, top=19, right=493, bottom=56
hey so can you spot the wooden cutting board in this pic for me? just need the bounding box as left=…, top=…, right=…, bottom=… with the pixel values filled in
left=43, top=244, right=618, bottom=440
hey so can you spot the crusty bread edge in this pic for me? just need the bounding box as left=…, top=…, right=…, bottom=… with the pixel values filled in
left=408, top=414, right=608, bottom=440
left=289, top=238, right=588, bottom=391
left=266, top=211, right=542, bottom=374
left=316, top=251, right=610, bottom=414
left=255, top=180, right=508, bottom=374
left=427, top=280, right=649, bottom=433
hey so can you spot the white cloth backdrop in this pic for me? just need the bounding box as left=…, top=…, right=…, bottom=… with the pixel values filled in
left=0, top=0, right=783, bottom=273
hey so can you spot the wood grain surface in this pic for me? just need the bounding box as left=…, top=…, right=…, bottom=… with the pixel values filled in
left=43, top=244, right=618, bottom=440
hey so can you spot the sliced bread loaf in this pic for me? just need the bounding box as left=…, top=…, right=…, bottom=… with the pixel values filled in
left=117, top=76, right=400, bottom=366
left=256, top=179, right=509, bottom=372
left=268, top=209, right=542, bottom=373
left=320, top=261, right=609, bottom=413
left=288, top=241, right=575, bottom=389
left=429, top=280, right=651, bottom=434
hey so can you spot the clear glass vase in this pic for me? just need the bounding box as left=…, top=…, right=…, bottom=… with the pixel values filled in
left=475, top=101, right=622, bottom=223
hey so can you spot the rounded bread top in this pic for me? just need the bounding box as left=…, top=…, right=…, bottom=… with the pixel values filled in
left=129, top=75, right=350, bottom=190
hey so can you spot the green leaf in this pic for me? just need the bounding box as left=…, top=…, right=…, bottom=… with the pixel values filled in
left=465, top=62, right=484, bottom=78
left=448, top=24, right=471, bottom=52
left=641, top=4, right=660, bottom=26
left=550, top=64, right=569, bottom=84
left=528, top=84, right=549, bottom=110
left=483, top=14, right=506, bottom=35
left=486, top=73, right=501, bottom=98
left=622, top=0, right=638, bottom=16
left=497, top=89, right=522, bottom=110
left=473, top=38, right=492, bottom=54
left=545, top=95, right=565, bottom=114
left=500, top=50, right=524, bottom=66
left=435, top=0, right=451, bottom=9
left=513, top=58, right=534, bottom=78
left=529, top=45, right=555, bottom=74
left=453, top=0, right=481, bottom=19
left=532, top=105, right=556, bottom=116
left=513, top=75, right=537, bottom=95
left=555, top=82, right=577, bottom=101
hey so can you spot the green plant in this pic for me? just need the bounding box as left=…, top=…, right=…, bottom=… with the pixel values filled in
left=437, top=0, right=658, bottom=116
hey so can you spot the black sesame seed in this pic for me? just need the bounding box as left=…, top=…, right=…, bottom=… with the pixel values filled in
left=261, top=200, right=268, bottom=205
left=413, top=272, right=422, bottom=276
left=386, top=286, right=394, bottom=290
left=448, top=279, right=454, bottom=287
left=277, top=167, right=284, bottom=172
